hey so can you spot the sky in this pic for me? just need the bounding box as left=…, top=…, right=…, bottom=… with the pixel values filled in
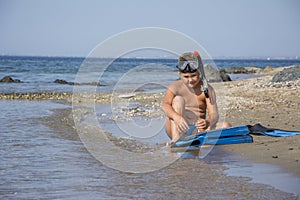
left=0, top=0, right=299, bottom=58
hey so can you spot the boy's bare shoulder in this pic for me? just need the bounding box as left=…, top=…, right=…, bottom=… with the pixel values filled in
left=169, top=80, right=183, bottom=89
left=170, top=79, right=183, bottom=86
left=168, top=80, right=184, bottom=94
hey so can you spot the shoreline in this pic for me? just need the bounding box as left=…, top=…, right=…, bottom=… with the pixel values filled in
left=22, top=103, right=296, bottom=199
left=36, top=97, right=300, bottom=198
left=1, top=71, right=299, bottom=175
left=36, top=99, right=299, bottom=198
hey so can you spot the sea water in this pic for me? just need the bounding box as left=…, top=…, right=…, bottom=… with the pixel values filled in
left=1, top=55, right=300, bottom=94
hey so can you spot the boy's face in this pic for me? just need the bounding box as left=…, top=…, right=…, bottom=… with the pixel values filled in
left=179, top=71, right=201, bottom=89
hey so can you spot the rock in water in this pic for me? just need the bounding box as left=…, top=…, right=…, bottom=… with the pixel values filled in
left=271, top=66, right=300, bottom=82
left=224, top=66, right=260, bottom=74
left=0, top=76, right=21, bottom=83
left=54, top=79, right=75, bottom=85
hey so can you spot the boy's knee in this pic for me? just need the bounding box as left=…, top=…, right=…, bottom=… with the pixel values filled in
left=172, top=96, right=185, bottom=109
left=223, top=121, right=231, bottom=128
left=216, top=121, right=231, bottom=129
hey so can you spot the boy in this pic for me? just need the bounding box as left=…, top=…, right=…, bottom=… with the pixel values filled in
left=162, top=52, right=231, bottom=145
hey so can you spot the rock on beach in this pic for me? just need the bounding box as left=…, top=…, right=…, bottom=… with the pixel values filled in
left=223, top=66, right=261, bottom=74
left=204, top=64, right=231, bottom=82
left=271, top=65, right=300, bottom=82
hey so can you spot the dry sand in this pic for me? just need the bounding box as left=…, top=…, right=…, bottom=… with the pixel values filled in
left=218, top=76, right=300, bottom=176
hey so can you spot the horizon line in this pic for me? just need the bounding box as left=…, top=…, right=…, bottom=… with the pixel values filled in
left=0, top=54, right=299, bottom=60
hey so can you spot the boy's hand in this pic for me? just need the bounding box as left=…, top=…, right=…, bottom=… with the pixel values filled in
left=174, top=115, right=189, bottom=134
left=195, top=118, right=208, bottom=132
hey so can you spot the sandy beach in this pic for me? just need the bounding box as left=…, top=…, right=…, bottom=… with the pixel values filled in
left=120, top=73, right=300, bottom=176
left=217, top=75, right=300, bottom=176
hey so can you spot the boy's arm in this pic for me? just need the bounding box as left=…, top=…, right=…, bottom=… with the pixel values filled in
left=205, top=85, right=219, bottom=130
left=161, top=88, right=181, bottom=122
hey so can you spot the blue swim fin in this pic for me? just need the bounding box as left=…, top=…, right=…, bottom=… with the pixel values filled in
left=171, top=124, right=300, bottom=148
left=171, top=126, right=252, bottom=148
left=248, top=124, right=300, bottom=137
left=203, top=135, right=253, bottom=145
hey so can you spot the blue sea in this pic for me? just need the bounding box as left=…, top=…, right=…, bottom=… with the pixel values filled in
left=1, top=55, right=299, bottom=94
left=1, top=56, right=300, bottom=199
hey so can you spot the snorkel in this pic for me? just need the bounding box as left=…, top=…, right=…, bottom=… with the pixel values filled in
left=194, top=51, right=209, bottom=98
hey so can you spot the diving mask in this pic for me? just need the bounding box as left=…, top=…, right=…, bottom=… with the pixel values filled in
left=176, top=61, right=199, bottom=73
